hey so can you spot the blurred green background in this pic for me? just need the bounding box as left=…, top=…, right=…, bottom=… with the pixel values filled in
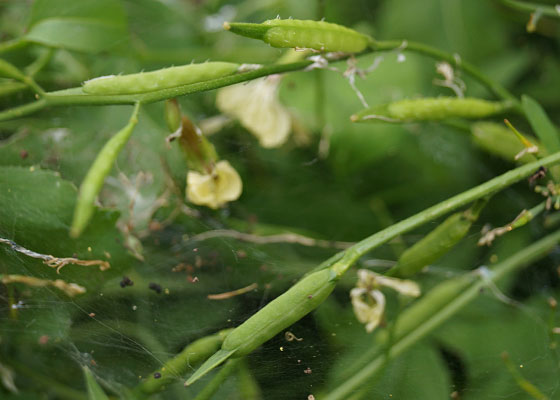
left=0, top=0, right=559, bottom=399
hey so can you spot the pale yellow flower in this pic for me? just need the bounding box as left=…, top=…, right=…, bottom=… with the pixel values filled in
left=216, top=75, right=291, bottom=148
left=186, top=160, right=242, bottom=209
left=351, top=269, right=420, bottom=333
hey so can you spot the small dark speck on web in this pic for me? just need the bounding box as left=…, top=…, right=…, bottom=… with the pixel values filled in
left=120, top=276, right=134, bottom=288
left=154, top=372, right=162, bottom=379
left=149, top=283, right=162, bottom=294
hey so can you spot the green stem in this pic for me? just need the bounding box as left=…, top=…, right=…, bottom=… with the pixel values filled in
left=0, top=38, right=28, bottom=54
left=0, top=37, right=517, bottom=121
left=25, top=48, right=55, bottom=77
left=192, top=359, right=241, bottom=400
left=325, top=228, right=560, bottom=400
left=497, top=0, right=560, bottom=18
left=329, top=150, right=560, bottom=277
left=0, top=97, right=48, bottom=120
left=370, top=39, right=519, bottom=107
left=134, top=329, right=232, bottom=395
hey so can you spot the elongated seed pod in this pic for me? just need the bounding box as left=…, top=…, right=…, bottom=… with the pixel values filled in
left=393, top=272, right=475, bottom=340
left=388, top=200, right=486, bottom=278
left=186, top=267, right=339, bottom=385
left=471, top=122, right=539, bottom=164
left=224, top=19, right=371, bottom=53
left=70, top=103, right=140, bottom=237
left=82, top=62, right=240, bottom=95
left=351, top=97, right=512, bottom=123
left=137, top=329, right=233, bottom=395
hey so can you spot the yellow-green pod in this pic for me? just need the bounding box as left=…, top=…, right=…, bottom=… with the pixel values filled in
left=224, top=19, right=371, bottom=53
left=351, top=97, right=512, bottom=123
left=137, top=329, right=232, bottom=395
left=388, top=200, right=486, bottom=278
left=164, top=99, right=182, bottom=133
left=186, top=267, right=339, bottom=385
left=472, top=122, right=539, bottom=164
left=385, top=272, right=475, bottom=342
left=82, top=62, right=240, bottom=95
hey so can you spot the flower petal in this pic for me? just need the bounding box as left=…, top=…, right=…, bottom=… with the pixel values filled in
left=217, top=76, right=291, bottom=148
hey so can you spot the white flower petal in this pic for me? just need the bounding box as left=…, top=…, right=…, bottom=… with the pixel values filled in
left=186, top=160, right=242, bottom=209
left=351, top=289, right=386, bottom=333
left=217, top=77, right=291, bottom=148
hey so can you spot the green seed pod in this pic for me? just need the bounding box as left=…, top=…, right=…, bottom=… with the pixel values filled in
left=164, top=99, right=182, bottom=133
left=376, top=272, right=476, bottom=345
left=472, top=122, right=539, bottom=164
left=137, top=329, right=232, bottom=395
left=70, top=103, right=140, bottom=237
left=224, top=19, right=371, bottom=53
left=351, top=97, right=512, bottom=123
left=186, top=267, right=340, bottom=385
left=388, top=200, right=486, bottom=278
left=82, top=62, right=240, bottom=95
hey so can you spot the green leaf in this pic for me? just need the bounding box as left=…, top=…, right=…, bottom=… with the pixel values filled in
left=0, top=166, right=131, bottom=287
left=522, top=95, right=560, bottom=154
left=82, top=366, right=110, bottom=400
left=25, top=0, right=128, bottom=53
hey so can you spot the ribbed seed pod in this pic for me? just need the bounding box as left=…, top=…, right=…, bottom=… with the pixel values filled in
left=472, top=122, right=539, bottom=164
left=137, top=329, right=233, bottom=394
left=224, top=19, right=371, bottom=53
left=351, top=97, right=512, bottom=122
left=186, top=267, right=339, bottom=385
left=82, top=62, right=240, bottom=95
left=388, top=200, right=486, bottom=278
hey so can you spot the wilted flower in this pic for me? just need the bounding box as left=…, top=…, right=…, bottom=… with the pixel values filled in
left=186, top=160, right=242, bottom=209
left=216, top=75, right=291, bottom=148
left=351, top=269, right=420, bottom=333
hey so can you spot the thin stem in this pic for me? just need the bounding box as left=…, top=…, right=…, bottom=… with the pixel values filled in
left=25, top=48, right=55, bottom=77
left=370, top=39, right=519, bottom=107
left=326, top=228, right=560, bottom=400
left=0, top=37, right=516, bottom=121
left=497, top=0, right=560, bottom=17
left=0, top=97, right=48, bottom=120
left=0, top=38, right=28, bottom=54
left=327, top=150, right=560, bottom=276
left=192, top=359, right=241, bottom=400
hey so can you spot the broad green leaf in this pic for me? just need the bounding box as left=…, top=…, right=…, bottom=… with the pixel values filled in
left=0, top=166, right=131, bottom=287
left=28, top=0, right=126, bottom=27
left=522, top=95, right=560, bottom=154
left=83, top=366, right=110, bottom=400
left=25, top=0, right=128, bottom=53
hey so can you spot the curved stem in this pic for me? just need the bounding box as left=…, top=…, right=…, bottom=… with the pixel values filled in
left=0, top=38, right=28, bottom=54
left=0, top=37, right=517, bottom=121
left=370, top=39, right=519, bottom=107
left=497, top=0, right=560, bottom=17
left=326, top=228, right=560, bottom=400
left=193, top=359, right=241, bottom=400
left=0, top=97, right=48, bottom=120
left=326, top=150, right=560, bottom=276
